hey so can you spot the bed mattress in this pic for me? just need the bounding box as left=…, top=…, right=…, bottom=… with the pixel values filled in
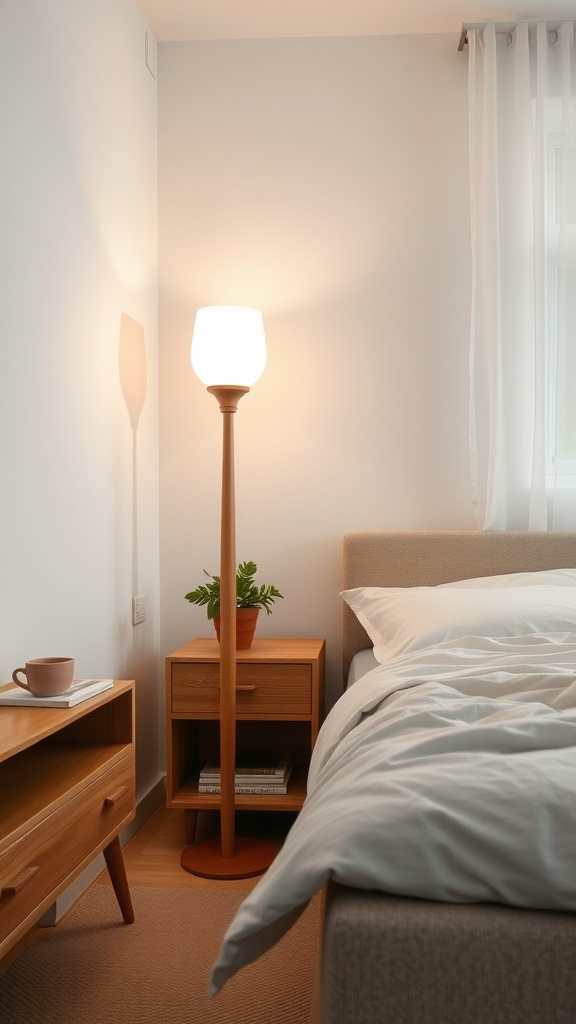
left=346, top=647, right=378, bottom=686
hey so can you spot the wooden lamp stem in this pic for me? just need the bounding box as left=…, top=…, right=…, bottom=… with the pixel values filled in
left=212, top=385, right=246, bottom=858
left=180, top=386, right=276, bottom=879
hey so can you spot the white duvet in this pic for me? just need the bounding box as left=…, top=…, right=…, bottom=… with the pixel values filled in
left=210, top=633, right=576, bottom=994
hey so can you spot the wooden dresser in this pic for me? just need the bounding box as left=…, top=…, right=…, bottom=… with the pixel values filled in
left=0, top=679, right=135, bottom=960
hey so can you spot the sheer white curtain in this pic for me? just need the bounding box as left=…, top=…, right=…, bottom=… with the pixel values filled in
left=468, top=22, right=576, bottom=530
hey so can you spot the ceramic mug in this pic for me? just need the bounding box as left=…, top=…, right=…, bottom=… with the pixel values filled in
left=12, top=657, right=75, bottom=697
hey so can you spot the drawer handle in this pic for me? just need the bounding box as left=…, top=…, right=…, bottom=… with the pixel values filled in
left=217, top=684, right=257, bottom=692
left=1, top=865, right=40, bottom=898
left=104, top=786, right=128, bottom=807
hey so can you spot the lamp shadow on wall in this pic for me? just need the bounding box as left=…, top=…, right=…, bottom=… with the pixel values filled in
left=118, top=313, right=147, bottom=603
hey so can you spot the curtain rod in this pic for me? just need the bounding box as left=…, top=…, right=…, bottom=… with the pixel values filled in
left=458, top=20, right=569, bottom=51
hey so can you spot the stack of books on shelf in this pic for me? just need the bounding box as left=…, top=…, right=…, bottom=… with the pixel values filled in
left=198, top=751, right=293, bottom=794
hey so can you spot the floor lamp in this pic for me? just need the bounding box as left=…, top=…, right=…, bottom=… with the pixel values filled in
left=181, top=306, right=277, bottom=879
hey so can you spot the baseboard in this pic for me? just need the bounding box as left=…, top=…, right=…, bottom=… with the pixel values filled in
left=121, top=775, right=166, bottom=846
left=41, top=775, right=166, bottom=926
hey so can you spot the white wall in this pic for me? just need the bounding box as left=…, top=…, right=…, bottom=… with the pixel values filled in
left=0, top=1, right=162, bottom=805
left=0, top=18, right=475, bottom=804
left=157, top=34, right=476, bottom=709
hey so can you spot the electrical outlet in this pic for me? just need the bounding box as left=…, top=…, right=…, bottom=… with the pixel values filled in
left=132, top=595, right=146, bottom=625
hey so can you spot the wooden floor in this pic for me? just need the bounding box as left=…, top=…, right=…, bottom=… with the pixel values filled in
left=97, top=805, right=296, bottom=891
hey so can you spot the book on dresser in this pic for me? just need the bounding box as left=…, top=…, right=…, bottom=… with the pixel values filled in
left=0, top=677, right=114, bottom=708
left=198, top=750, right=293, bottom=794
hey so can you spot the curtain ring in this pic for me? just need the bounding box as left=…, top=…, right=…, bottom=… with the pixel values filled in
left=549, top=30, right=559, bottom=45
left=507, top=31, right=514, bottom=47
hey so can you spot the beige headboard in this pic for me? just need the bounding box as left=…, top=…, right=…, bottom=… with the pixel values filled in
left=342, top=530, right=576, bottom=681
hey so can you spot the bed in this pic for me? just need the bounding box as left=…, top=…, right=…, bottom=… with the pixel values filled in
left=211, top=531, right=576, bottom=1024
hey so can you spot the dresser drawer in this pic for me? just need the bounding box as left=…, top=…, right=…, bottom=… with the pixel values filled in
left=0, top=753, right=133, bottom=950
left=172, top=662, right=312, bottom=716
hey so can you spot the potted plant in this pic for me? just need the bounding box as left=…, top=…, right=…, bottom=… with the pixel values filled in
left=185, top=561, right=283, bottom=649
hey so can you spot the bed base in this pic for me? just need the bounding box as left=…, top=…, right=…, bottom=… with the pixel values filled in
left=322, top=881, right=576, bottom=1024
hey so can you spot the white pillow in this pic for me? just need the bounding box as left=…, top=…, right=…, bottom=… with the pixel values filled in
left=341, top=578, right=576, bottom=663
left=442, top=568, right=576, bottom=589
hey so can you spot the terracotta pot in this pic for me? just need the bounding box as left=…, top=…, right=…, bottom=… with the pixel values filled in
left=213, top=607, right=260, bottom=650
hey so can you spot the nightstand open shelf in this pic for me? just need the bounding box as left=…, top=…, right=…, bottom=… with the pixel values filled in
left=165, top=638, right=325, bottom=843
left=170, top=763, right=309, bottom=812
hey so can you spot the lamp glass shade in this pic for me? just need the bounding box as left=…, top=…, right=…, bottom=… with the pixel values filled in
left=191, top=306, right=266, bottom=387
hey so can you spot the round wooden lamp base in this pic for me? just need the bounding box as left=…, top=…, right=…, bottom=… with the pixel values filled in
left=180, top=837, right=277, bottom=880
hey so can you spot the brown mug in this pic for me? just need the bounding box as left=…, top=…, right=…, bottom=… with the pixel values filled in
left=12, top=658, right=75, bottom=697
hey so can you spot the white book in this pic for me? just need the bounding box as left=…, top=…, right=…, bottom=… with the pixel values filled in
left=199, top=763, right=293, bottom=795
left=200, top=751, right=292, bottom=781
left=198, top=784, right=290, bottom=795
left=0, top=678, right=114, bottom=708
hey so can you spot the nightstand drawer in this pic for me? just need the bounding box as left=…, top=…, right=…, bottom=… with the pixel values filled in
left=172, top=662, right=312, bottom=715
left=0, top=754, right=133, bottom=948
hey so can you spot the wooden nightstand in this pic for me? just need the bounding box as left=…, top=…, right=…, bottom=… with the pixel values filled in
left=165, top=637, right=325, bottom=844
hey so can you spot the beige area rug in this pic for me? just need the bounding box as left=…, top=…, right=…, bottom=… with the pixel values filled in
left=0, top=886, right=321, bottom=1024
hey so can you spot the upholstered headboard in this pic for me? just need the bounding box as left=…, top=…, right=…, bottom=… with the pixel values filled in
left=342, top=530, right=576, bottom=681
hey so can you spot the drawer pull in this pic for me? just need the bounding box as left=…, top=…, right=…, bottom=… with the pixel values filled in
left=104, top=786, right=128, bottom=807
left=1, top=865, right=40, bottom=898
left=217, top=684, right=257, bottom=692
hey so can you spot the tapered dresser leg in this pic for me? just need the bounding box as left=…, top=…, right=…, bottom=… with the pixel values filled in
left=103, top=836, right=135, bottom=924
